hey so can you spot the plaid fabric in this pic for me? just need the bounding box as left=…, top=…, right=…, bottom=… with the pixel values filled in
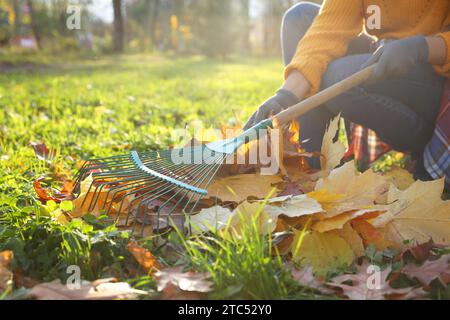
left=344, top=125, right=391, bottom=170
left=424, top=80, right=450, bottom=190
left=346, top=125, right=391, bottom=167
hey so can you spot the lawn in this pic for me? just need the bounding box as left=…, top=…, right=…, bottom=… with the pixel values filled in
left=0, top=54, right=304, bottom=299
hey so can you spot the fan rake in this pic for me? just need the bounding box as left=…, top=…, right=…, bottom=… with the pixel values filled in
left=73, top=65, right=375, bottom=235
left=73, top=120, right=272, bottom=235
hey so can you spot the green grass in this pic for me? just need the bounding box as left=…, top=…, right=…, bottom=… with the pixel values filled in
left=0, top=53, right=288, bottom=296
left=0, top=54, right=281, bottom=160
left=178, top=198, right=327, bottom=300
left=179, top=196, right=289, bottom=300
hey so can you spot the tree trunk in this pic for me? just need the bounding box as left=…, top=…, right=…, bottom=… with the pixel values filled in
left=26, top=0, right=41, bottom=49
left=12, top=0, right=21, bottom=37
left=149, top=0, right=160, bottom=48
left=112, top=0, right=124, bottom=52
left=241, top=0, right=251, bottom=54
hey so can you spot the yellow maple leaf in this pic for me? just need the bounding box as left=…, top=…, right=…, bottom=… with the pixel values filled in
left=207, top=174, right=282, bottom=203
left=307, top=189, right=346, bottom=212
left=313, top=161, right=389, bottom=217
left=320, top=115, right=346, bottom=177
left=228, top=201, right=278, bottom=236
left=71, top=188, right=108, bottom=218
left=186, top=206, right=233, bottom=235
left=312, top=209, right=384, bottom=233
left=383, top=166, right=415, bottom=191
left=291, top=231, right=354, bottom=277
left=372, top=178, right=450, bottom=248
left=262, top=194, right=323, bottom=218
left=331, top=222, right=366, bottom=257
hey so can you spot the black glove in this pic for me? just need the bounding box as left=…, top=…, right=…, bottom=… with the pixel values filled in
left=243, top=89, right=299, bottom=130
left=361, top=35, right=429, bottom=85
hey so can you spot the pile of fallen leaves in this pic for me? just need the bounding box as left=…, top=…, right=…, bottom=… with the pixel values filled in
left=27, top=116, right=450, bottom=300
left=186, top=117, right=449, bottom=264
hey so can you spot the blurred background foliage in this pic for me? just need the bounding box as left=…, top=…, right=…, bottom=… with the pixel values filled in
left=0, top=0, right=323, bottom=58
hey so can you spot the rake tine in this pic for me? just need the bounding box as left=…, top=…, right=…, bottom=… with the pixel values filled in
left=73, top=128, right=267, bottom=236
left=132, top=160, right=215, bottom=232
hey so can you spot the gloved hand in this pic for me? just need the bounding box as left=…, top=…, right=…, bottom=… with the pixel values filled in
left=243, top=89, right=299, bottom=130
left=361, top=35, right=429, bottom=85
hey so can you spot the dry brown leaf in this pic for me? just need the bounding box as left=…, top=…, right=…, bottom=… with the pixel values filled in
left=400, top=240, right=440, bottom=263
left=278, top=181, right=304, bottom=197
left=313, top=161, right=389, bottom=217
left=33, top=177, right=75, bottom=203
left=127, top=241, right=163, bottom=274
left=328, top=263, right=427, bottom=300
left=28, top=278, right=147, bottom=300
left=0, top=251, right=13, bottom=294
left=373, top=178, right=450, bottom=248
left=70, top=174, right=136, bottom=219
left=287, top=264, right=334, bottom=294
left=30, top=141, right=55, bottom=162
left=72, top=191, right=108, bottom=217
left=352, top=219, right=391, bottom=251
left=71, top=174, right=105, bottom=217
left=284, top=162, right=317, bottom=193
left=207, top=174, right=282, bottom=203
left=320, top=115, right=346, bottom=177
left=402, top=255, right=450, bottom=286
left=272, top=231, right=294, bottom=255
left=154, top=267, right=214, bottom=298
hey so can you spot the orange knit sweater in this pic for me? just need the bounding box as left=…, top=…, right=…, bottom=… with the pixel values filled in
left=285, top=0, right=450, bottom=95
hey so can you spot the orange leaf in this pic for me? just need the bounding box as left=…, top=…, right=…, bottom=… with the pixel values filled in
left=127, top=242, right=162, bottom=274
left=33, top=177, right=75, bottom=204
left=33, top=178, right=53, bottom=202
left=0, top=250, right=13, bottom=292
left=351, top=219, right=391, bottom=251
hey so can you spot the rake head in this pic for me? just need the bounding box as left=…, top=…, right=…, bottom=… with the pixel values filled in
left=73, top=119, right=273, bottom=235
left=73, top=146, right=227, bottom=234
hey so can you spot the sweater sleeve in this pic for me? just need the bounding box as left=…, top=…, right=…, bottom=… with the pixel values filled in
left=433, top=8, right=450, bottom=78
left=284, top=0, right=364, bottom=96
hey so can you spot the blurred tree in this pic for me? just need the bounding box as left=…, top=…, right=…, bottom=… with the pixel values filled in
left=240, top=0, right=251, bottom=54
left=12, top=0, right=20, bottom=35
left=263, top=0, right=294, bottom=55
left=112, top=0, right=124, bottom=52
left=192, top=0, right=234, bottom=58
left=148, top=0, right=160, bottom=48
left=0, top=0, right=326, bottom=55
left=25, top=0, right=40, bottom=48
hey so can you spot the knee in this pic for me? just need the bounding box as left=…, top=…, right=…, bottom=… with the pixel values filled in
left=282, top=2, right=318, bottom=29
left=322, top=55, right=370, bottom=89
left=321, top=57, right=369, bottom=112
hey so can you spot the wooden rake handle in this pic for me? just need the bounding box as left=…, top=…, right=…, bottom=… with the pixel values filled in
left=273, top=64, right=377, bottom=126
